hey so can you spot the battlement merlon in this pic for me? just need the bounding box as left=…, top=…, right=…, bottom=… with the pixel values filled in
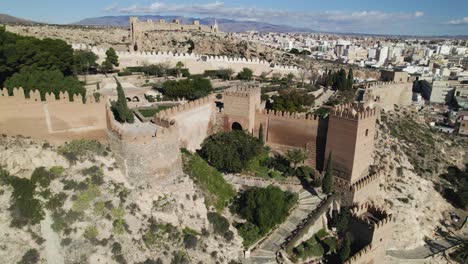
left=153, top=95, right=214, bottom=122
left=330, top=103, right=377, bottom=121
left=223, top=85, right=261, bottom=98
left=1, top=87, right=101, bottom=104
left=349, top=202, right=394, bottom=230
left=344, top=244, right=373, bottom=264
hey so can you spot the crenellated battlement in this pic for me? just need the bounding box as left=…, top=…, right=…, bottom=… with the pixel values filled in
left=259, top=109, right=322, bottom=121
left=350, top=202, right=394, bottom=230
left=1, top=87, right=101, bottom=104
left=106, top=101, right=176, bottom=143
left=330, top=103, right=377, bottom=120
left=223, top=85, right=261, bottom=98
left=344, top=244, right=374, bottom=264
left=153, top=95, right=214, bottom=127
left=350, top=172, right=381, bottom=192
left=71, top=43, right=299, bottom=72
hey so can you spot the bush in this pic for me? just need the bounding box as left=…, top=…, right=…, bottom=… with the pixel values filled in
left=18, top=249, right=40, bottom=264
left=8, top=175, right=44, bottom=227
left=81, top=166, right=104, bottom=185
left=199, top=131, right=262, bottom=173
left=161, top=76, right=212, bottom=100
left=207, top=212, right=230, bottom=235
left=183, top=233, right=198, bottom=249
left=58, top=139, right=106, bottom=162
left=171, top=251, right=190, bottom=264
left=236, top=222, right=261, bottom=248
left=84, top=225, right=99, bottom=240
left=237, top=68, right=253, bottom=80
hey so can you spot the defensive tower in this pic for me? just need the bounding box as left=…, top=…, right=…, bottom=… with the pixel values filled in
left=223, top=85, right=261, bottom=133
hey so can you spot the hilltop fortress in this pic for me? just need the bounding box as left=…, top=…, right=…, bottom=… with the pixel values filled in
left=130, top=17, right=219, bottom=51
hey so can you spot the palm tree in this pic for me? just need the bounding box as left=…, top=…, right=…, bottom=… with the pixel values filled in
left=285, top=149, right=307, bottom=169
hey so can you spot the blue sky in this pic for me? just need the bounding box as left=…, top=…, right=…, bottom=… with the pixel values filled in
left=3, top=0, right=468, bottom=35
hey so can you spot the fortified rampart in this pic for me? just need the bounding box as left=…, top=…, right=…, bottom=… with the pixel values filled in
left=154, top=95, right=216, bottom=151
left=363, top=81, right=413, bottom=111
left=72, top=44, right=299, bottom=76
left=0, top=88, right=106, bottom=143
left=345, top=203, right=394, bottom=264
left=106, top=102, right=182, bottom=187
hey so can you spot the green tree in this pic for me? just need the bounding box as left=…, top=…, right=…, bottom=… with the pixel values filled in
left=347, top=68, right=354, bottom=90
left=73, top=50, right=98, bottom=75
left=175, top=61, right=184, bottom=77
left=101, top=48, right=119, bottom=73
left=111, top=79, right=134, bottom=124
left=162, top=76, right=212, bottom=100
left=285, top=148, right=307, bottom=169
left=322, top=153, right=334, bottom=194
left=237, top=67, right=253, bottom=80
left=199, top=131, right=262, bottom=173
left=258, top=124, right=264, bottom=145
left=338, top=232, right=352, bottom=263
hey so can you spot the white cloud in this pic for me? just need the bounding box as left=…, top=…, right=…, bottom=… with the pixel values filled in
left=447, top=17, right=468, bottom=25
left=104, top=2, right=426, bottom=32
left=414, top=11, right=424, bottom=17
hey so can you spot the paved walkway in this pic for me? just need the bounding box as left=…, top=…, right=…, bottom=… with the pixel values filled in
left=40, top=210, right=64, bottom=264
left=387, top=236, right=464, bottom=259
left=246, top=189, right=323, bottom=264
left=224, top=174, right=302, bottom=192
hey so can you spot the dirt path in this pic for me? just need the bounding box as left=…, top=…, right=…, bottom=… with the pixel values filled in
left=40, top=211, right=64, bottom=264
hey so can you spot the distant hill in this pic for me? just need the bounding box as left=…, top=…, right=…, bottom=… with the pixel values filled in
left=72, top=15, right=314, bottom=33
left=0, top=13, right=37, bottom=24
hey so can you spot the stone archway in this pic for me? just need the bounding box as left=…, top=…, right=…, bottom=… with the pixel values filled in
left=132, top=96, right=140, bottom=102
left=126, top=97, right=131, bottom=102
left=232, top=122, right=243, bottom=131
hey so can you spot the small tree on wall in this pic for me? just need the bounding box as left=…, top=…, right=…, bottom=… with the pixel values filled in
left=322, top=152, right=334, bottom=194
left=176, top=61, right=184, bottom=77
left=237, top=67, right=253, bottom=81
left=101, top=48, right=119, bottom=73
left=258, top=124, right=264, bottom=145
left=112, top=78, right=134, bottom=124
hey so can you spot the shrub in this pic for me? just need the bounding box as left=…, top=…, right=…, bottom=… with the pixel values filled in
left=18, top=249, right=40, bottom=264
left=237, top=68, right=253, bottom=80
left=171, top=251, right=190, bottom=264
left=199, top=131, right=262, bottom=173
left=207, top=212, right=230, bottom=235
left=183, top=233, right=198, bottom=249
left=8, top=176, right=44, bottom=227
left=236, top=222, right=261, bottom=247
left=161, top=76, right=212, bottom=100
left=84, top=225, right=99, bottom=240
left=182, top=152, right=235, bottom=211
left=58, top=139, right=106, bottom=162
left=81, top=166, right=104, bottom=185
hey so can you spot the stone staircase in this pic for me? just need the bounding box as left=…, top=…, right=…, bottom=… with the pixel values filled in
left=246, top=189, right=323, bottom=263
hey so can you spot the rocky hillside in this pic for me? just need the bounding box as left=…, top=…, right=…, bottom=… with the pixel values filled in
left=369, top=106, right=467, bottom=262
left=0, top=136, right=243, bottom=264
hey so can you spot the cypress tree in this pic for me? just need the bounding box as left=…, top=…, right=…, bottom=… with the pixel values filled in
left=259, top=124, right=264, bottom=145
left=347, top=68, right=354, bottom=90
left=322, top=152, right=334, bottom=194
left=114, top=78, right=134, bottom=124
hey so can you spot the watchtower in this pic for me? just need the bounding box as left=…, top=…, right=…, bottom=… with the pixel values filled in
left=325, top=104, right=377, bottom=185
left=223, top=85, right=261, bottom=133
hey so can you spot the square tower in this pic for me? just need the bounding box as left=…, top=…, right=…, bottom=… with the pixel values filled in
left=223, top=85, right=261, bottom=133
left=325, top=104, right=377, bottom=184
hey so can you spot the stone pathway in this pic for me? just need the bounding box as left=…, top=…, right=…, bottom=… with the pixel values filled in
left=386, top=236, right=464, bottom=259
left=40, top=211, right=64, bottom=264
left=245, top=189, right=323, bottom=264
left=224, top=174, right=302, bottom=192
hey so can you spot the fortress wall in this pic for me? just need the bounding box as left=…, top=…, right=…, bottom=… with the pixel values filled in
left=106, top=104, right=182, bottom=187
left=0, top=88, right=107, bottom=143
left=74, top=44, right=299, bottom=75
left=367, top=82, right=413, bottom=111
left=155, top=96, right=215, bottom=151
left=350, top=173, right=382, bottom=206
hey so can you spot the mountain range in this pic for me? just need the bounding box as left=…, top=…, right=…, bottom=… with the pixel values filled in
left=72, top=15, right=314, bottom=33
left=0, top=13, right=37, bottom=24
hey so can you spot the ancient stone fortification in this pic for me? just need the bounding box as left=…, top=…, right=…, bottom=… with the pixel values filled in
left=364, top=81, right=413, bottom=111
left=345, top=203, right=394, bottom=264
left=72, top=44, right=299, bottom=76
left=0, top=88, right=106, bottom=143
left=130, top=17, right=219, bottom=51
left=106, top=103, right=182, bottom=187
left=154, top=96, right=216, bottom=151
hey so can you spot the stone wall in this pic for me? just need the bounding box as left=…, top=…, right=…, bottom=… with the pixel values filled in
left=0, top=88, right=106, bottom=144
left=154, top=96, right=216, bottom=151
left=365, top=81, right=413, bottom=111
left=72, top=44, right=299, bottom=76
left=106, top=103, right=182, bottom=187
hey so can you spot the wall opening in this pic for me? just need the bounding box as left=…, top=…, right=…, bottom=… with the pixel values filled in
left=232, top=122, right=243, bottom=131
left=132, top=96, right=140, bottom=102
left=365, top=129, right=369, bottom=136
left=126, top=97, right=131, bottom=102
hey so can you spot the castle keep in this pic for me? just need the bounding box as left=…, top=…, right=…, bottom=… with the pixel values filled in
left=130, top=17, right=219, bottom=51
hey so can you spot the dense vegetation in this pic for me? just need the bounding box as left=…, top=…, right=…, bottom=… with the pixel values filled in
left=290, top=229, right=337, bottom=262
left=233, top=186, right=297, bottom=247
left=161, top=76, right=212, bottom=100
left=204, top=69, right=234, bottom=80
left=57, top=139, right=107, bottom=163
left=317, top=68, right=354, bottom=91
left=182, top=150, right=235, bottom=211
left=266, top=90, right=315, bottom=113
left=439, top=165, right=468, bottom=209
left=199, top=131, right=263, bottom=173
left=237, top=67, right=253, bottom=80
left=0, top=26, right=86, bottom=100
